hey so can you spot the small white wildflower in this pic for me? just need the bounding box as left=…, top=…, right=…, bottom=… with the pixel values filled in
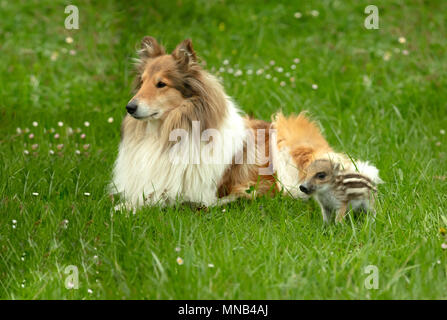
left=440, top=129, right=445, bottom=135
left=50, top=51, right=59, bottom=61
left=234, top=69, right=243, bottom=76
left=256, top=69, right=264, bottom=75
left=66, top=282, right=74, bottom=289
left=80, top=133, right=86, bottom=139
left=54, top=133, right=60, bottom=139
left=21, top=284, right=25, bottom=288
left=269, top=60, right=275, bottom=66
left=437, top=260, right=441, bottom=264
left=69, top=50, right=76, bottom=56
left=21, top=257, right=25, bottom=261
left=280, top=81, right=286, bottom=87
left=84, top=121, right=90, bottom=127
left=65, top=36, right=74, bottom=44
left=265, top=74, right=272, bottom=79
left=436, top=141, right=441, bottom=147
left=107, top=117, right=114, bottom=123
left=67, top=127, right=73, bottom=135
left=75, top=150, right=81, bottom=155
left=402, top=49, right=409, bottom=55
left=31, top=144, right=38, bottom=150
left=223, top=59, right=229, bottom=65
left=12, top=225, right=16, bottom=229
left=208, top=263, right=215, bottom=268
left=218, top=67, right=225, bottom=73
left=32, top=121, right=38, bottom=127
left=442, top=243, right=447, bottom=250
left=84, top=192, right=91, bottom=196
left=58, top=121, right=63, bottom=127
left=293, top=58, right=300, bottom=64
left=176, top=257, right=184, bottom=265
left=310, top=10, right=319, bottom=17
left=398, top=36, right=406, bottom=44
left=93, top=255, right=98, bottom=259
left=12, top=220, right=17, bottom=224
left=87, top=288, right=93, bottom=294
left=49, top=150, right=54, bottom=155
left=222, top=208, right=226, bottom=212
left=383, top=51, right=392, bottom=61
left=312, top=84, right=318, bottom=90
left=246, top=69, right=253, bottom=75
left=32, top=192, right=39, bottom=196
left=28, top=133, right=34, bottom=139
left=227, top=67, right=234, bottom=74
left=24, top=150, right=29, bottom=155
left=294, top=12, right=302, bottom=19
left=175, top=247, right=181, bottom=252
left=16, top=127, right=22, bottom=134
left=276, top=67, right=283, bottom=73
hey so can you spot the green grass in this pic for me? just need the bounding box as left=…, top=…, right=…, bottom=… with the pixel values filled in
left=1, top=0, right=446, bottom=299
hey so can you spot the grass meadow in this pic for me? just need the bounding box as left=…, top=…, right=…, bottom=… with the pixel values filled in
left=1, top=0, right=446, bottom=299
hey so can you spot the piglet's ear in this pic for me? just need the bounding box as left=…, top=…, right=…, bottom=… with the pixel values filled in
left=172, top=39, right=197, bottom=68
left=139, top=36, right=165, bottom=59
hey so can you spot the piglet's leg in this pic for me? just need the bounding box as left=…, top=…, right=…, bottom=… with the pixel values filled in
left=335, top=202, right=348, bottom=223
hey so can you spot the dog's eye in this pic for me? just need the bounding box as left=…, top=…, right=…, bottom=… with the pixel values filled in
left=156, top=81, right=167, bottom=88
left=316, top=172, right=327, bottom=179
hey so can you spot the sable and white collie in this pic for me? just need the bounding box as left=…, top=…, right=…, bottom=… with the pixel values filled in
left=111, top=37, right=276, bottom=208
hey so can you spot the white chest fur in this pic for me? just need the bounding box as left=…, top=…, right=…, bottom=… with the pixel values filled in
left=111, top=100, right=247, bottom=207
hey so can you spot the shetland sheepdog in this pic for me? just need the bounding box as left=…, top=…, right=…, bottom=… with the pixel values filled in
left=110, top=37, right=276, bottom=208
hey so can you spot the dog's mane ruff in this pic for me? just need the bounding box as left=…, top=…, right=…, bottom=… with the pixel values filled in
left=159, top=70, right=228, bottom=148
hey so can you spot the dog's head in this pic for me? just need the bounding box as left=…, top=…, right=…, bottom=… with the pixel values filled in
left=126, top=36, right=226, bottom=136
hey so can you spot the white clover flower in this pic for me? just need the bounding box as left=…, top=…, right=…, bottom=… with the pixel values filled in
left=12, top=220, right=17, bottom=224
left=28, top=133, right=34, bottom=139
left=32, top=121, right=38, bottom=127
left=293, top=58, right=300, bottom=64
left=310, top=10, right=319, bottom=17
left=69, top=50, right=76, bottom=56
left=269, top=60, right=275, bottom=66
left=16, top=127, right=22, bottom=134
left=280, top=81, right=286, bottom=87
left=256, top=69, right=264, bottom=75
left=175, top=247, right=181, bottom=252
left=84, top=121, right=90, bottom=127
left=58, top=121, right=63, bottom=127
left=312, top=84, right=318, bottom=90
left=294, top=12, right=302, bottom=19
left=276, top=67, right=283, bottom=73
left=223, top=59, right=229, bottom=65
left=24, top=150, right=29, bottom=155
left=246, top=69, right=253, bottom=75
left=234, top=70, right=243, bottom=76
left=87, top=288, right=93, bottom=294
left=65, top=36, right=74, bottom=44
left=107, top=117, right=114, bottom=123
left=440, top=129, right=445, bottom=135
left=398, top=37, right=406, bottom=44
left=50, top=52, right=59, bottom=61
left=75, top=150, right=81, bottom=155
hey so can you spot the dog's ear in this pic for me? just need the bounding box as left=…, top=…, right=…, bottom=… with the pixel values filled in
left=172, top=39, right=197, bottom=69
left=138, top=36, right=165, bottom=59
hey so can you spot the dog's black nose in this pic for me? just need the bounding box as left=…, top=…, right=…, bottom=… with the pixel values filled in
left=299, top=185, right=309, bottom=194
left=126, top=101, right=138, bottom=114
